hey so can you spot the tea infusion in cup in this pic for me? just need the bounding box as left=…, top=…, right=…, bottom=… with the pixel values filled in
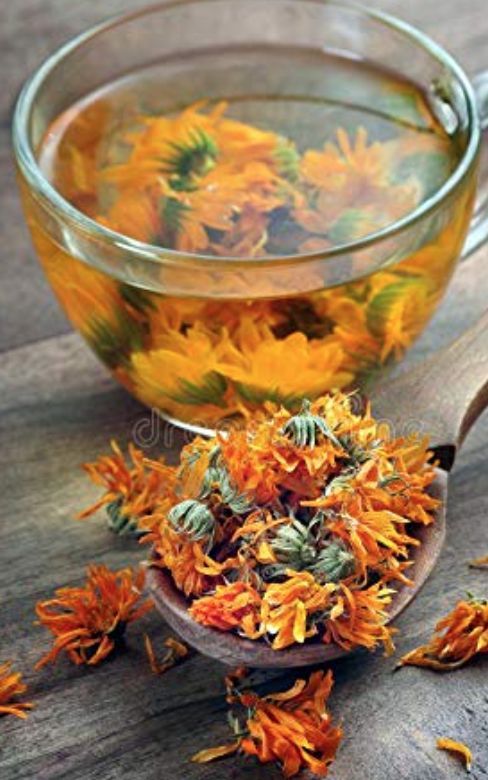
left=24, top=43, right=476, bottom=430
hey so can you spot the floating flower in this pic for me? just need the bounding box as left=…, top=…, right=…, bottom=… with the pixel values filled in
left=0, top=663, right=34, bottom=720
left=217, top=321, right=353, bottom=406
left=397, top=596, right=488, bottom=671
left=193, top=669, right=343, bottom=778
left=35, top=565, right=153, bottom=668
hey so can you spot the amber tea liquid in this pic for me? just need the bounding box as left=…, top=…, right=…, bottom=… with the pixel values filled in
left=28, top=48, right=475, bottom=428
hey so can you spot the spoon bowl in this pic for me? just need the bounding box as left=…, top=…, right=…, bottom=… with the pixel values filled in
left=147, top=471, right=446, bottom=668
left=148, top=313, right=487, bottom=667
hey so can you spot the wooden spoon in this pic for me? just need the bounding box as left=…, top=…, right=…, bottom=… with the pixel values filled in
left=147, top=313, right=488, bottom=668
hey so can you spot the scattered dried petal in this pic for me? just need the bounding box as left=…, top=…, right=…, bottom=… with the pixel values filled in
left=193, top=669, right=342, bottom=777
left=144, top=634, right=188, bottom=675
left=0, top=663, right=34, bottom=720
left=437, top=737, right=472, bottom=772
left=398, top=597, right=488, bottom=671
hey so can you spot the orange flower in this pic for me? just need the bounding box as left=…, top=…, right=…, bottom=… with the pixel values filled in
left=149, top=522, right=228, bottom=597
left=190, top=581, right=262, bottom=638
left=261, top=571, right=335, bottom=650
left=398, top=597, right=488, bottom=671
left=193, top=669, right=342, bottom=778
left=217, top=320, right=353, bottom=405
left=324, top=583, right=395, bottom=654
left=437, top=737, right=472, bottom=772
left=0, top=663, right=34, bottom=719
left=144, top=634, right=188, bottom=675
left=35, top=565, right=153, bottom=668
left=78, top=440, right=175, bottom=535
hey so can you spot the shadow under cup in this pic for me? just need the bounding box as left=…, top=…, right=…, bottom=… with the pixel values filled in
left=13, top=0, right=482, bottom=432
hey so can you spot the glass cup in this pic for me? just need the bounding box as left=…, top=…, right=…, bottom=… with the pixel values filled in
left=13, top=0, right=488, bottom=434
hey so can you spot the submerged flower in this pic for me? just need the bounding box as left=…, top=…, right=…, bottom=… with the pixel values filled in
left=398, top=597, right=488, bottom=671
left=217, top=321, right=353, bottom=405
left=437, top=737, right=472, bottom=773
left=78, top=440, right=175, bottom=535
left=0, top=663, right=34, bottom=719
left=193, top=669, right=342, bottom=778
left=35, top=565, right=153, bottom=668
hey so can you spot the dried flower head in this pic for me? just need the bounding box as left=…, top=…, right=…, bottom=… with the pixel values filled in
left=35, top=565, right=153, bottom=668
left=79, top=440, right=175, bottom=536
left=193, top=669, right=342, bottom=777
left=398, top=596, right=488, bottom=671
left=0, top=662, right=34, bottom=719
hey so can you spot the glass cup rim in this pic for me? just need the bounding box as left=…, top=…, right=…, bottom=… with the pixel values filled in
left=12, top=0, right=481, bottom=270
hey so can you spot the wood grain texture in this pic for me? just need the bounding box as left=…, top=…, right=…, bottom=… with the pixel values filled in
left=1, top=2, right=488, bottom=779
left=374, top=311, right=488, bottom=469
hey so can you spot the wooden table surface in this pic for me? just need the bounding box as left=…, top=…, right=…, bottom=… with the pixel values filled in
left=1, top=2, right=488, bottom=779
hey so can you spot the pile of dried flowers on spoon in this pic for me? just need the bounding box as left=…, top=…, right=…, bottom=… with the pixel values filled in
left=82, top=391, right=439, bottom=654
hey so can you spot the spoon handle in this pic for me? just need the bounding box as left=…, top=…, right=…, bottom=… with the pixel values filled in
left=373, top=311, right=488, bottom=470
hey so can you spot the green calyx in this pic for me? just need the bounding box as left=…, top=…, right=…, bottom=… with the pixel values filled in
left=274, top=138, right=301, bottom=183
left=281, top=399, right=342, bottom=449
left=162, top=128, right=218, bottom=190
left=105, top=499, right=143, bottom=538
left=271, top=520, right=317, bottom=570
left=199, top=447, right=251, bottom=516
left=310, top=542, right=356, bottom=583
left=168, top=499, right=215, bottom=541
left=269, top=519, right=355, bottom=584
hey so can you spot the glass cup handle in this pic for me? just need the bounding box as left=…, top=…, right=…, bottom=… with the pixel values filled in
left=462, top=70, right=488, bottom=257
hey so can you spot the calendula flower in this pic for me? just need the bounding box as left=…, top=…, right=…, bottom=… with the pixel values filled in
left=324, top=583, right=396, bottom=654
left=295, top=128, right=418, bottom=248
left=144, top=634, right=188, bottom=675
left=131, top=323, right=244, bottom=425
left=193, top=669, right=342, bottom=778
left=97, top=189, right=161, bottom=243
left=217, top=321, right=353, bottom=407
left=148, top=522, right=228, bottom=597
left=35, top=565, right=153, bottom=668
left=261, top=571, right=336, bottom=650
left=0, top=663, right=34, bottom=719
left=437, top=737, right=472, bottom=773
left=398, top=596, right=488, bottom=671
left=189, top=581, right=262, bottom=638
left=79, top=440, right=175, bottom=535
